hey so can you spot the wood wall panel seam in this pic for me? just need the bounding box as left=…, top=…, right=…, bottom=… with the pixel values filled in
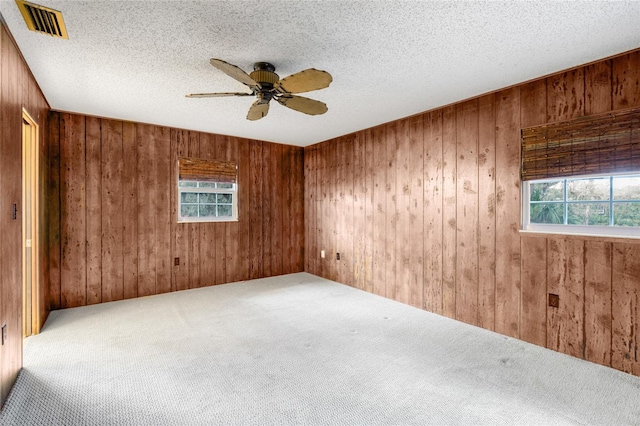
left=47, top=112, right=62, bottom=310
left=187, top=131, right=200, bottom=289
left=455, top=100, right=480, bottom=326
left=442, top=105, right=457, bottom=319
left=122, top=122, right=138, bottom=299
left=86, top=117, right=102, bottom=305
left=478, top=94, right=497, bottom=331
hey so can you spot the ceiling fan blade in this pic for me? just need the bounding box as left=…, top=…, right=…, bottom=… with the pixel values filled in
left=277, top=95, right=328, bottom=116
left=186, top=92, right=253, bottom=98
left=275, top=69, right=332, bottom=94
left=209, top=58, right=260, bottom=89
left=247, top=100, right=270, bottom=121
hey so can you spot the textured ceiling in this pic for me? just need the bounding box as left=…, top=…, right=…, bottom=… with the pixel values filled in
left=1, top=1, right=640, bottom=147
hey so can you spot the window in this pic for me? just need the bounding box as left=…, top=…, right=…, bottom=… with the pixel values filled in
left=523, top=174, right=640, bottom=238
left=178, top=157, right=238, bottom=222
left=178, top=181, right=237, bottom=222
left=521, top=106, right=640, bottom=238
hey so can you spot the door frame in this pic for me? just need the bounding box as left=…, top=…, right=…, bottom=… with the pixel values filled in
left=22, top=109, right=40, bottom=337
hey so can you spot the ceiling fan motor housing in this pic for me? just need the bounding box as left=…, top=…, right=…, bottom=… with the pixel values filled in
left=250, top=62, right=280, bottom=103
left=250, top=62, right=279, bottom=88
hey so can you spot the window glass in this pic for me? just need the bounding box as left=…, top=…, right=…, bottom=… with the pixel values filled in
left=218, top=204, right=233, bottom=217
left=181, top=205, right=198, bottom=217
left=217, top=193, right=232, bottom=203
left=530, top=203, right=564, bottom=224
left=530, top=181, right=563, bottom=202
left=199, top=193, right=216, bottom=203
left=613, top=176, right=640, bottom=200
left=199, top=204, right=217, bottom=217
left=567, top=203, right=610, bottom=226
left=567, top=178, right=609, bottom=201
left=181, top=192, right=198, bottom=203
left=613, top=203, right=640, bottom=227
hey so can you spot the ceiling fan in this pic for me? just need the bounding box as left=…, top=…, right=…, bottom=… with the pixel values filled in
left=186, top=59, right=332, bottom=121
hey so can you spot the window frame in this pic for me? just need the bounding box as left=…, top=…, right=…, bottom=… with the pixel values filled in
left=522, top=172, right=640, bottom=239
left=177, top=180, right=238, bottom=223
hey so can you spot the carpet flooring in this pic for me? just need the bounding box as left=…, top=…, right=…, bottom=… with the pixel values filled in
left=1, top=272, right=639, bottom=425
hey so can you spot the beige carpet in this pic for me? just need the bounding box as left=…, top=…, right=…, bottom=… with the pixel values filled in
left=1, top=272, right=639, bottom=425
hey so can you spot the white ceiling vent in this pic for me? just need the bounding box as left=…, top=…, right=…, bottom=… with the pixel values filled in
left=15, top=0, right=68, bottom=39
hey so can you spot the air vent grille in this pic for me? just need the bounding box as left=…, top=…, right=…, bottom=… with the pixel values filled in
left=16, top=0, right=68, bottom=39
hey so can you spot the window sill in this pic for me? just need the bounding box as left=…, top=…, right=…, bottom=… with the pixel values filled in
left=519, top=229, right=640, bottom=242
left=177, top=218, right=238, bottom=224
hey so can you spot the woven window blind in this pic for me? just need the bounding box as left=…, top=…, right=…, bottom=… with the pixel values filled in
left=521, top=107, right=640, bottom=181
left=178, top=157, right=237, bottom=183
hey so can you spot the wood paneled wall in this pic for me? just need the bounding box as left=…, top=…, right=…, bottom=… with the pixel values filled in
left=305, top=50, right=640, bottom=376
left=0, top=23, right=49, bottom=405
left=48, top=112, right=304, bottom=310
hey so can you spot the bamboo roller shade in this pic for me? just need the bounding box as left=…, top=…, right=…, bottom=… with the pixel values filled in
left=178, top=157, right=237, bottom=183
left=521, top=107, right=640, bottom=181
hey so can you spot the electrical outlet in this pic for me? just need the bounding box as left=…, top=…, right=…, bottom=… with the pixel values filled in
left=336, top=252, right=340, bottom=260
left=321, top=250, right=325, bottom=258
left=174, top=257, right=180, bottom=266
left=548, top=294, right=560, bottom=308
